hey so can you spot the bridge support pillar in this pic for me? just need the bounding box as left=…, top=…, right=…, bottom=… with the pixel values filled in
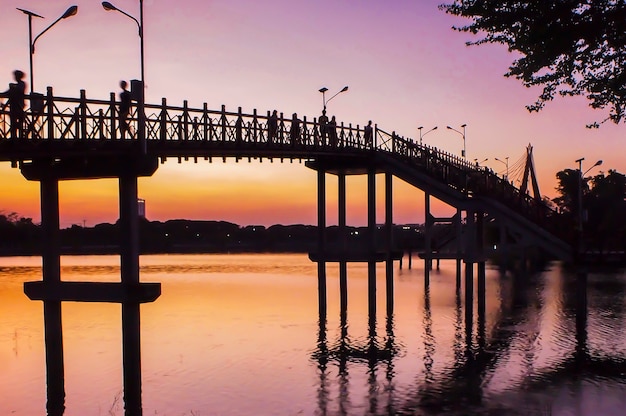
left=385, top=172, right=394, bottom=316
left=464, top=210, right=476, bottom=350
left=424, top=192, right=433, bottom=275
left=317, top=168, right=327, bottom=320
left=40, top=177, right=66, bottom=415
left=338, top=171, right=347, bottom=315
left=367, top=167, right=377, bottom=318
left=119, top=173, right=143, bottom=416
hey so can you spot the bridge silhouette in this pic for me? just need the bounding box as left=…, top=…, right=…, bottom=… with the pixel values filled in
left=0, top=87, right=574, bottom=415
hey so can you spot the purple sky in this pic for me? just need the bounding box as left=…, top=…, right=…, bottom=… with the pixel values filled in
left=0, top=0, right=623, bottom=226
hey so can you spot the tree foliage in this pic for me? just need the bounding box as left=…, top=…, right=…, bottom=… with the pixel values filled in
left=553, top=169, right=626, bottom=249
left=439, top=1, right=626, bottom=126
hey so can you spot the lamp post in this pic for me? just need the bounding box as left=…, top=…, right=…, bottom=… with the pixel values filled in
left=17, top=6, right=78, bottom=93
left=575, top=157, right=602, bottom=255
left=418, top=126, right=437, bottom=145
left=103, top=0, right=146, bottom=153
left=446, top=124, right=467, bottom=158
left=319, top=86, right=348, bottom=111
left=494, top=156, right=509, bottom=181
left=474, top=158, right=488, bottom=166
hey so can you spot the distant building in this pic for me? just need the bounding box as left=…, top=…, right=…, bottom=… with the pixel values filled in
left=138, top=198, right=146, bottom=218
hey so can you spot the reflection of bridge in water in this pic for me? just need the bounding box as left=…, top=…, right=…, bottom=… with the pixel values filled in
left=1, top=88, right=578, bottom=414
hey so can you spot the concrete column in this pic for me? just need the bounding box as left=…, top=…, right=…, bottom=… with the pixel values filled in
left=317, top=168, right=327, bottom=320
left=424, top=192, right=432, bottom=274
left=464, top=210, right=475, bottom=351
left=119, top=173, right=143, bottom=415
left=456, top=208, right=462, bottom=287
left=385, top=172, right=394, bottom=315
left=40, top=177, right=65, bottom=415
left=338, top=171, right=347, bottom=314
left=367, top=167, right=376, bottom=317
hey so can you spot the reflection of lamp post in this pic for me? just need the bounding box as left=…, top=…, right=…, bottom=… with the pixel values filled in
left=446, top=124, right=467, bottom=158
left=103, top=0, right=146, bottom=153
left=575, top=157, right=602, bottom=255
left=319, top=86, right=348, bottom=111
left=418, top=126, right=437, bottom=145
left=17, top=6, right=78, bottom=93
left=494, top=156, right=509, bottom=180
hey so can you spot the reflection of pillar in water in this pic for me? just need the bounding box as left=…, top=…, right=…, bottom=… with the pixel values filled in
left=575, top=271, right=588, bottom=363
left=41, top=177, right=65, bottom=415
left=385, top=172, right=394, bottom=316
left=367, top=167, right=376, bottom=317
left=476, top=211, right=486, bottom=350
left=315, top=317, right=329, bottom=416
left=422, top=284, right=435, bottom=383
left=317, top=168, right=327, bottom=320
left=338, top=171, right=348, bottom=313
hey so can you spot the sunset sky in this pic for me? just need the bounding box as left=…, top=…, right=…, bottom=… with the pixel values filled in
left=0, top=0, right=623, bottom=227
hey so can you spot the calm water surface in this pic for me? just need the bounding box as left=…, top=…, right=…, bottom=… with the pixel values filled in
left=0, top=254, right=625, bottom=415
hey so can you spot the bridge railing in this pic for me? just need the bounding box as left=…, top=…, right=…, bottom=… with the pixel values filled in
left=0, top=88, right=568, bottom=242
left=0, top=88, right=376, bottom=153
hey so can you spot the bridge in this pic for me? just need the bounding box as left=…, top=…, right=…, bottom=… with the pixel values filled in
left=0, top=87, right=574, bottom=415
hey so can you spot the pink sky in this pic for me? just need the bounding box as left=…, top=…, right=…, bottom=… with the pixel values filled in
left=0, top=0, right=624, bottom=227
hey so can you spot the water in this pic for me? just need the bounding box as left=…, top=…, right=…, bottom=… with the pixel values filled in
left=1, top=254, right=625, bottom=415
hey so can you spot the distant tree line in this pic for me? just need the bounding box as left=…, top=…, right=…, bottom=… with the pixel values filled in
left=0, top=214, right=426, bottom=256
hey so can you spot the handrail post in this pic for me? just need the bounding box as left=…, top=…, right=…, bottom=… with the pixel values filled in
left=160, top=98, right=167, bottom=141
left=374, top=124, right=378, bottom=150
left=80, top=89, right=87, bottom=140
left=203, top=103, right=209, bottom=141
left=302, top=115, right=308, bottom=145
left=253, top=109, right=258, bottom=143
left=183, top=100, right=189, bottom=141
left=221, top=105, right=227, bottom=143
left=47, top=87, right=55, bottom=140
left=109, top=92, right=117, bottom=140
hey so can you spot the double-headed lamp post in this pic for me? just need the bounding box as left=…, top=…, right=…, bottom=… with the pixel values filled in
left=494, top=156, right=509, bottom=181
left=575, top=157, right=602, bottom=255
left=17, top=5, right=78, bottom=93
left=418, top=126, right=437, bottom=145
left=319, top=86, right=348, bottom=111
left=446, top=124, right=467, bottom=158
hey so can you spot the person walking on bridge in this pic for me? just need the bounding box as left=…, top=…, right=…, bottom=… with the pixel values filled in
left=328, top=115, right=338, bottom=147
left=318, top=109, right=328, bottom=145
left=290, top=113, right=301, bottom=145
left=364, top=120, right=373, bottom=148
left=1, top=70, right=26, bottom=139
left=118, top=80, right=133, bottom=139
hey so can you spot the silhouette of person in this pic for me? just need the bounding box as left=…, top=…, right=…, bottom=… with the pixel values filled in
left=364, top=120, right=373, bottom=148
left=119, top=80, right=132, bottom=138
left=318, top=109, right=328, bottom=144
left=290, top=113, right=300, bottom=145
left=267, top=110, right=278, bottom=144
left=328, top=115, right=337, bottom=147
left=2, top=70, right=26, bottom=139
left=235, top=115, right=243, bottom=142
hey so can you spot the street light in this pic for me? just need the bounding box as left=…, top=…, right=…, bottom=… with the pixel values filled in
left=17, top=5, right=78, bottom=93
left=474, top=158, right=488, bottom=166
left=103, top=0, right=146, bottom=153
left=319, top=86, right=348, bottom=110
left=418, top=126, right=437, bottom=145
left=446, top=124, right=467, bottom=158
left=494, top=156, right=509, bottom=181
left=575, top=157, right=602, bottom=255
left=102, top=1, right=144, bottom=85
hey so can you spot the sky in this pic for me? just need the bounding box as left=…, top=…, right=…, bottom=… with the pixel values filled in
left=0, top=0, right=624, bottom=227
